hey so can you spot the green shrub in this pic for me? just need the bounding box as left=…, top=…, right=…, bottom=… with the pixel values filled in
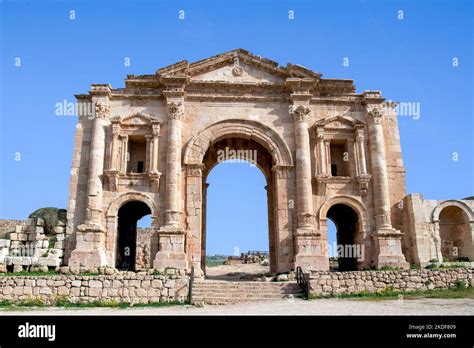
left=18, top=297, right=45, bottom=307
left=29, top=207, right=66, bottom=235
left=453, top=279, right=468, bottom=290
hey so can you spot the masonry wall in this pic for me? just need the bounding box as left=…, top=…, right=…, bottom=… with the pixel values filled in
left=401, top=194, right=474, bottom=265
left=0, top=220, right=24, bottom=239
left=308, top=268, right=472, bottom=297
left=0, top=273, right=189, bottom=304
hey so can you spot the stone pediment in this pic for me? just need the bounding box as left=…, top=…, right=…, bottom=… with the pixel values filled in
left=112, top=113, right=160, bottom=126
left=315, top=115, right=364, bottom=130
left=120, top=49, right=356, bottom=96
left=190, top=61, right=285, bottom=84
left=156, top=49, right=320, bottom=85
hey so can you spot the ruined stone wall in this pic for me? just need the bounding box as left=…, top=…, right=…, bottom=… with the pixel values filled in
left=401, top=194, right=474, bottom=265
left=0, top=220, right=24, bottom=238
left=308, top=268, right=472, bottom=297
left=0, top=217, right=66, bottom=272
left=0, top=273, right=189, bottom=304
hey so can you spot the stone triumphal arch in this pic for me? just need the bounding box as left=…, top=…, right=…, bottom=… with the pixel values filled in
left=66, top=48, right=465, bottom=275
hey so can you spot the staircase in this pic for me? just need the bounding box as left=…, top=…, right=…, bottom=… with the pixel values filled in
left=191, top=280, right=304, bottom=305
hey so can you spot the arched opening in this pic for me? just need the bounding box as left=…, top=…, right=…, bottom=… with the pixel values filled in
left=439, top=206, right=472, bottom=262
left=201, top=137, right=275, bottom=279
left=326, top=204, right=360, bottom=271
left=327, top=219, right=338, bottom=270
left=116, top=201, right=151, bottom=271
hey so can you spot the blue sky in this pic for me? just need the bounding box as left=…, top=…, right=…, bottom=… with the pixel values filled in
left=1, top=0, right=472, bottom=254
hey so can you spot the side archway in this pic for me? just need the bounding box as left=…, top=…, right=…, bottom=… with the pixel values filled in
left=105, top=193, right=159, bottom=267
left=432, top=200, right=474, bottom=223
left=318, top=195, right=370, bottom=233
left=431, top=200, right=474, bottom=262
left=318, top=196, right=371, bottom=270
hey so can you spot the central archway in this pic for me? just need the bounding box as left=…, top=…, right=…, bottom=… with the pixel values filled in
left=184, top=119, right=294, bottom=275
left=202, top=137, right=275, bottom=275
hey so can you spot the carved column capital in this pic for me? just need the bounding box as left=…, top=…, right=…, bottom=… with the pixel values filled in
left=112, top=123, right=121, bottom=137
left=289, top=104, right=311, bottom=122
left=367, top=107, right=384, bottom=124
left=151, top=120, right=161, bottom=135
left=166, top=101, right=184, bottom=120
left=94, top=101, right=110, bottom=119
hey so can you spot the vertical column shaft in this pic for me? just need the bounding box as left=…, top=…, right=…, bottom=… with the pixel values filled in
left=164, top=102, right=184, bottom=225
left=85, top=108, right=107, bottom=224
left=318, top=134, right=327, bottom=175
left=356, top=133, right=368, bottom=175
left=289, top=105, right=314, bottom=228
left=368, top=109, right=392, bottom=228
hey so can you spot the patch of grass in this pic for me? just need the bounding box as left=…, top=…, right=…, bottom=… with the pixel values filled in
left=308, top=286, right=474, bottom=301
left=425, top=262, right=468, bottom=270
left=133, top=301, right=183, bottom=308
left=58, top=299, right=130, bottom=309
left=0, top=271, right=58, bottom=277
left=0, top=297, right=185, bottom=309
left=363, top=266, right=403, bottom=271
left=205, top=259, right=226, bottom=267
left=18, top=298, right=46, bottom=307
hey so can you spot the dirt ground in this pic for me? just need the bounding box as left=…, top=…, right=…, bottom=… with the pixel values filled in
left=205, top=262, right=270, bottom=280
left=1, top=298, right=472, bottom=316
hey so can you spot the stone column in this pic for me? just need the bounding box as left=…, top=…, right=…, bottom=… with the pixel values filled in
left=70, top=98, right=110, bottom=268
left=368, top=108, right=392, bottom=229
left=145, top=135, right=152, bottom=172
left=354, top=126, right=371, bottom=196
left=104, top=120, right=121, bottom=191
left=316, top=129, right=327, bottom=176
left=163, top=101, right=184, bottom=226
left=150, top=121, right=161, bottom=174
left=356, top=129, right=367, bottom=175
left=367, top=107, right=408, bottom=269
left=120, top=135, right=128, bottom=174
left=289, top=104, right=314, bottom=229
left=325, top=140, right=331, bottom=176
left=286, top=77, right=328, bottom=271
left=110, top=122, right=120, bottom=171
left=154, top=75, right=189, bottom=271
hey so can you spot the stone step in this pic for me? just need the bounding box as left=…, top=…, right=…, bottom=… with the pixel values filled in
left=191, top=280, right=304, bottom=304
left=193, top=282, right=299, bottom=287
left=192, top=293, right=302, bottom=299
left=192, top=291, right=302, bottom=297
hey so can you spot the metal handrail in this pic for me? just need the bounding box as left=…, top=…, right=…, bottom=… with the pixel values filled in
left=188, top=265, right=195, bottom=305
left=296, top=266, right=309, bottom=299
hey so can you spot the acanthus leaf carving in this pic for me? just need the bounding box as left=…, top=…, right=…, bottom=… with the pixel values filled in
left=289, top=104, right=311, bottom=122
left=94, top=101, right=110, bottom=119
left=166, top=101, right=185, bottom=120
